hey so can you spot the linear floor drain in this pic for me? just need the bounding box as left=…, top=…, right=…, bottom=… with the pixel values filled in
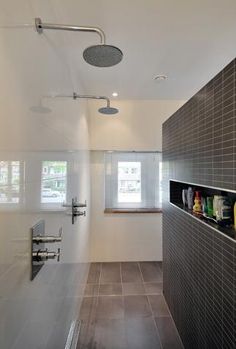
left=65, top=320, right=81, bottom=349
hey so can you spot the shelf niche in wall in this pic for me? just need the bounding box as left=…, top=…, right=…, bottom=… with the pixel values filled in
left=169, top=180, right=236, bottom=241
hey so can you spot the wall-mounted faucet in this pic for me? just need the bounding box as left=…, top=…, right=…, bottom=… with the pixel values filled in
left=62, top=197, right=87, bottom=224
left=33, top=228, right=62, bottom=244
left=32, top=248, right=60, bottom=262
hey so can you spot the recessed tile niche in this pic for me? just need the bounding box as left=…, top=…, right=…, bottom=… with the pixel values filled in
left=170, top=179, right=236, bottom=241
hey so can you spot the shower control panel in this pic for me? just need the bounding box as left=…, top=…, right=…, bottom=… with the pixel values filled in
left=62, top=197, right=87, bottom=224
left=31, top=220, right=62, bottom=280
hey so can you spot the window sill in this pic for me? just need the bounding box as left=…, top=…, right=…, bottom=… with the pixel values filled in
left=104, top=208, right=162, bottom=214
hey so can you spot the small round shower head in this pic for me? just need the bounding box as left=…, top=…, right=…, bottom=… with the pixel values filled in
left=83, top=44, right=123, bottom=67
left=98, top=106, right=119, bottom=115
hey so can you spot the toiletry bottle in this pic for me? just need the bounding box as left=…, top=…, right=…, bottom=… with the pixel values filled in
left=207, top=197, right=213, bottom=218
left=187, top=187, right=194, bottom=210
left=213, top=195, right=219, bottom=217
left=202, top=197, right=208, bottom=216
left=193, top=191, right=202, bottom=214
left=220, top=198, right=231, bottom=220
left=182, top=189, right=186, bottom=206
left=234, top=202, right=236, bottom=229
left=215, top=196, right=227, bottom=221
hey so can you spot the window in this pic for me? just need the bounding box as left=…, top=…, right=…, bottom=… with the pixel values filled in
left=118, top=162, right=141, bottom=203
left=105, top=152, right=162, bottom=209
left=0, top=161, right=21, bottom=204
left=41, top=161, right=67, bottom=204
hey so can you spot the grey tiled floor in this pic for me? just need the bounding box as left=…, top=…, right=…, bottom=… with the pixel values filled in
left=77, top=262, right=184, bottom=349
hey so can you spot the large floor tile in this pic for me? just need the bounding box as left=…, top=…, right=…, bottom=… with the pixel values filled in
left=93, top=318, right=126, bottom=349
left=122, top=283, right=145, bottom=295
left=79, top=297, right=97, bottom=320
left=100, top=263, right=121, bottom=284
left=84, top=284, right=99, bottom=297
left=87, top=263, right=101, bottom=284
left=77, top=319, right=97, bottom=349
left=155, top=317, right=184, bottom=349
left=139, top=262, right=163, bottom=282
left=148, top=295, right=170, bottom=317
left=124, top=295, right=152, bottom=318
left=99, top=283, right=122, bottom=296
left=96, top=296, right=124, bottom=319
left=121, top=262, right=143, bottom=283
left=144, top=282, right=163, bottom=295
left=125, top=317, right=162, bottom=349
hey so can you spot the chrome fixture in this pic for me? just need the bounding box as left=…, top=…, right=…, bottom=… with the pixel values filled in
left=74, top=210, right=86, bottom=217
left=63, top=197, right=87, bottom=224
left=32, top=248, right=60, bottom=262
left=33, top=227, right=62, bottom=244
left=55, top=92, right=119, bottom=115
left=62, top=199, right=87, bottom=209
left=35, top=18, right=123, bottom=67
left=31, top=220, right=62, bottom=280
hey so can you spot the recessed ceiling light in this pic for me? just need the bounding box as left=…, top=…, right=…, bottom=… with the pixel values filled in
left=112, top=92, right=118, bottom=97
left=154, top=75, right=167, bottom=81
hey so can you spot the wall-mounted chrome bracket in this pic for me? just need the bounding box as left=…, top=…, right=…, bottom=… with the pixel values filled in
left=62, top=197, right=87, bottom=224
left=34, top=17, right=105, bottom=44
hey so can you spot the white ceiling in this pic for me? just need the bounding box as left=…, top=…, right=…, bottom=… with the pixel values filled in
left=2, top=0, right=236, bottom=100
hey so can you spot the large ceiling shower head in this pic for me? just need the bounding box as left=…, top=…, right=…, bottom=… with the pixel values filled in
left=35, top=18, right=123, bottom=67
left=83, top=44, right=123, bottom=68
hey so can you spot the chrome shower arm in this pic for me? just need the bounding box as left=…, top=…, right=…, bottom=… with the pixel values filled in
left=73, top=93, right=110, bottom=107
left=35, top=18, right=105, bottom=45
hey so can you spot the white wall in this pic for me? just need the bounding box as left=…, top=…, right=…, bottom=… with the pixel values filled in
left=0, top=2, right=90, bottom=348
left=89, top=99, right=185, bottom=262
left=88, top=99, right=185, bottom=151
left=90, top=151, right=162, bottom=262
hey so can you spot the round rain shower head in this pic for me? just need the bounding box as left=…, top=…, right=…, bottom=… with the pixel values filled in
left=98, top=106, right=119, bottom=115
left=83, top=44, right=123, bottom=67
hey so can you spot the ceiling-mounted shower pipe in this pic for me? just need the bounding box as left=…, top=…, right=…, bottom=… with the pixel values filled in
left=73, top=93, right=119, bottom=114
left=53, top=93, right=119, bottom=115
left=35, top=18, right=123, bottom=67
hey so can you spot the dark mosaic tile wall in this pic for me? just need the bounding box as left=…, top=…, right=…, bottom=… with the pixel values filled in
left=163, top=59, right=236, bottom=191
left=162, top=58, right=236, bottom=349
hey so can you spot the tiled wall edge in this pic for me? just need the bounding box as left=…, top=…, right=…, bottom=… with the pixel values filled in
left=169, top=178, right=236, bottom=194
left=168, top=202, right=236, bottom=244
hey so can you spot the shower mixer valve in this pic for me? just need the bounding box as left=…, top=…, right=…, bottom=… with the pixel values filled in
left=32, top=248, right=60, bottom=262
left=33, top=227, right=62, bottom=244
left=31, top=220, right=63, bottom=280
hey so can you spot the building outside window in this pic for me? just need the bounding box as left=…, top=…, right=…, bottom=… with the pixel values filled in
left=41, top=161, right=67, bottom=204
left=105, top=151, right=162, bottom=209
left=0, top=161, right=21, bottom=204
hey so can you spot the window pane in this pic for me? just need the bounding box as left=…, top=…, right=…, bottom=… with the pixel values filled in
left=118, top=161, right=141, bottom=203
left=41, top=161, right=67, bottom=203
left=0, top=161, right=20, bottom=203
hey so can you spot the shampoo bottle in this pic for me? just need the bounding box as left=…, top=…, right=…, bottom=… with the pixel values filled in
left=193, top=191, right=202, bottom=214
